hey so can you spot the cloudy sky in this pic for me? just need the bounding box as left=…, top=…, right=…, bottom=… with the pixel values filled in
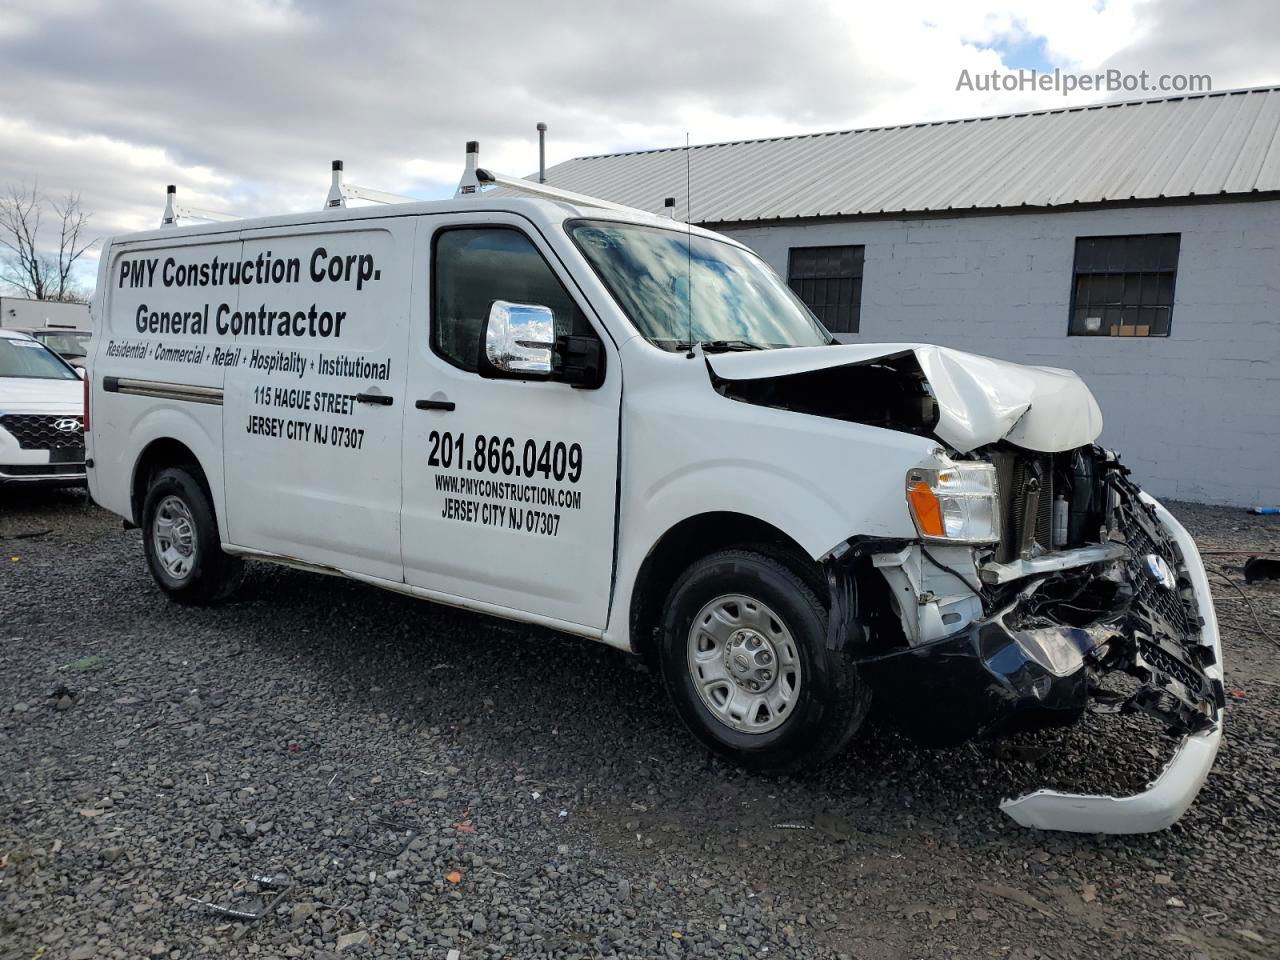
left=0, top=0, right=1277, bottom=284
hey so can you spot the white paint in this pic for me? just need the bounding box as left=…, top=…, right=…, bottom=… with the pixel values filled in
left=399, top=211, right=623, bottom=629
left=223, top=222, right=412, bottom=582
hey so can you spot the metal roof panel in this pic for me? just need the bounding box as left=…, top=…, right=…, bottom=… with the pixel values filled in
left=521, top=87, right=1280, bottom=222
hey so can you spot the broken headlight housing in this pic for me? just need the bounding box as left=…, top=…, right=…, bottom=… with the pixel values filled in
left=906, top=461, right=1001, bottom=544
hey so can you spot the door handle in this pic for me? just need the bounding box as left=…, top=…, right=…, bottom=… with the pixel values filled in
left=415, top=399, right=456, bottom=411
left=356, top=392, right=394, bottom=406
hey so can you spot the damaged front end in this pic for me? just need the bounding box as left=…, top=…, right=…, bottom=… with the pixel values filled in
left=704, top=343, right=1221, bottom=831
left=837, top=446, right=1225, bottom=834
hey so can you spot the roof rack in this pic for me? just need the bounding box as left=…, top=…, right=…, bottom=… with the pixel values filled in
left=323, top=160, right=416, bottom=209
left=455, top=141, right=639, bottom=213
left=160, top=185, right=238, bottom=228
left=160, top=141, right=643, bottom=228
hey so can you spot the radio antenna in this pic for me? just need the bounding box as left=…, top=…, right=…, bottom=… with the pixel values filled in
left=685, top=132, right=694, bottom=358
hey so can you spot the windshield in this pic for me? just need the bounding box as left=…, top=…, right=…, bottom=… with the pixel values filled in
left=0, top=337, right=79, bottom=379
left=569, top=219, right=832, bottom=350
left=36, top=332, right=91, bottom=357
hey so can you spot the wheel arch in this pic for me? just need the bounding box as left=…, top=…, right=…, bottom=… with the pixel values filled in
left=130, top=437, right=214, bottom=528
left=626, top=511, right=825, bottom=668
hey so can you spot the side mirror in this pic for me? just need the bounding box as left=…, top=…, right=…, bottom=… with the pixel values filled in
left=481, top=300, right=554, bottom=378
left=76, top=367, right=87, bottom=379
left=478, top=299, right=608, bottom=388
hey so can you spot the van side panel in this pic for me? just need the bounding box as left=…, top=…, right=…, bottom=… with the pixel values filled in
left=86, top=249, right=116, bottom=515
left=221, top=222, right=413, bottom=581
left=88, top=234, right=241, bottom=534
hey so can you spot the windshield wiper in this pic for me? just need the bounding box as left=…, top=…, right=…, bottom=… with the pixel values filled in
left=680, top=339, right=765, bottom=352
left=655, top=338, right=779, bottom=353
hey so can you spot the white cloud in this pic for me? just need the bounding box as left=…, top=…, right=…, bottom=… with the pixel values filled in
left=904, top=1, right=1144, bottom=68
left=0, top=0, right=1274, bottom=289
left=0, top=0, right=97, bottom=42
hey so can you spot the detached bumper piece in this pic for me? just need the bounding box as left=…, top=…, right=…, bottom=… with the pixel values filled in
left=859, top=474, right=1223, bottom=834
left=1092, top=495, right=1224, bottom=734
left=999, top=492, right=1224, bottom=833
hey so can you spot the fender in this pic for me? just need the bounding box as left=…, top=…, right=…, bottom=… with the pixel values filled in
left=607, top=460, right=922, bottom=654
left=607, top=337, right=941, bottom=653
left=117, top=403, right=226, bottom=539
left=638, top=457, right=898, bottom=559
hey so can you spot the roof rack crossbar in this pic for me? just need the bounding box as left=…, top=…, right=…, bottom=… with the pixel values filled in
left=454, top=141, right=641, bottom=213
left=162, top=141, right=647, bottom=229
left=324, top=161, right=416, bottom=209
left=161, top=185, right=238, bottom=228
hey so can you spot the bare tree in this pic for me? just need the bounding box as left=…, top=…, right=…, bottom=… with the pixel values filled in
left=0, top=182, right=96, bottom=303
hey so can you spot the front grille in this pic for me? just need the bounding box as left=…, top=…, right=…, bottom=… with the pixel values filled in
left=1122, top=507, right=1196, bottom=638
left=1138, top=637, right=1202, bottom=692
left=0, top=414, right=84, bottom=450
left=992, top=452, right=1053, bottom=563
left=1134, top=574, right=1194, bottom=637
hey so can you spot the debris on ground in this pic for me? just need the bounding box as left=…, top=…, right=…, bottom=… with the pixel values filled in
left=1244, top=556, right=1280, bottom=584
left=0, top=491, right=1276, bottom=958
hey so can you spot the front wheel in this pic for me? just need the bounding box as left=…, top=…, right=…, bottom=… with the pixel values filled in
left=658, top=548, right=870, bottom=774
left=141, top=467, right=243, bottom=604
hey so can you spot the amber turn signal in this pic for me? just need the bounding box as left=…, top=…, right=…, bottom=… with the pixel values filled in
left=907, top=480, right=945, bottom=538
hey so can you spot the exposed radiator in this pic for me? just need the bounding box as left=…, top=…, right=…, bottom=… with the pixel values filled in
left=991, top=451, right=1053, bottom=563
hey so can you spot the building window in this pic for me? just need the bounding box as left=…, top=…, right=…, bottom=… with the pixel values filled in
left=1069, top=234, right=1180, bottom=337
left=787, top=245, right=864, bottom=334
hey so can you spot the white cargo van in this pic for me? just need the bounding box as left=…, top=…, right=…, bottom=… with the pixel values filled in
left=86, top=149, right=1224, bottom=833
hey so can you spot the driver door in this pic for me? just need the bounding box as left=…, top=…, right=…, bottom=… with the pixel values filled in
left=400, top=215, right=621, bottom=633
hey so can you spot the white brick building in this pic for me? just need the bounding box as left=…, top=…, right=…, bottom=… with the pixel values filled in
left=0, top=296, right=90, bottom=331
left=530, top=88, right=1280, bottom=506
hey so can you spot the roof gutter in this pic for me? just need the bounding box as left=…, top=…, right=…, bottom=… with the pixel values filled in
left=696, top=190, right=1280, bottom=231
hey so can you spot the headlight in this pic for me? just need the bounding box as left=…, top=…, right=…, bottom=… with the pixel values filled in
left=906, top=461, right=1001, bottom=544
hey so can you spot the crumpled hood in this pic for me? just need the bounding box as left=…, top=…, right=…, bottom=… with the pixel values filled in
left=0, top=376, right=84, bottom=414
left=705, top=343, right=1103, bottom=453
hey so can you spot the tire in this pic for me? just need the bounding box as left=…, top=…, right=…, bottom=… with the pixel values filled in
left=141, top=466, right=243, bottom=604
left=658, top=548, right=871, bottom=775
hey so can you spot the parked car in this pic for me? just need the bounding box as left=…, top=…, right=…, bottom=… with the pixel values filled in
left=84, top=156, right=1224, bottom=834
left=25, top=328, right=92, bottom=369
left=0, top=328, right=86, bottom=486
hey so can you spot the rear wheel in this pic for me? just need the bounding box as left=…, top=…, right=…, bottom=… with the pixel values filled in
left=141, top=467, right=243, bottom=604
left=658, top=548, right=870, bottom=774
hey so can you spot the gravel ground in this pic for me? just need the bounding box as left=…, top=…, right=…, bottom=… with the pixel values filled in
left=1, top=490, right=1277, bottom=960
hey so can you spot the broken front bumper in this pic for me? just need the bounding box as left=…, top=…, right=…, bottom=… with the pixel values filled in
left=999, top=496, right=1223, bottom=833
left=858, top=491, right=1224, bottom=834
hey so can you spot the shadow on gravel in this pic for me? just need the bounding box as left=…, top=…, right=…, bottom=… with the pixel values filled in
left=0, top=485, right=92, bottom=516
left=190, top=556, right=1280, bottom=960
left=207, top=558, right=1193, bottom=837
left=4, top=497, right=1276, bottom=959
left=1, top=490, right=1246, bottom=841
